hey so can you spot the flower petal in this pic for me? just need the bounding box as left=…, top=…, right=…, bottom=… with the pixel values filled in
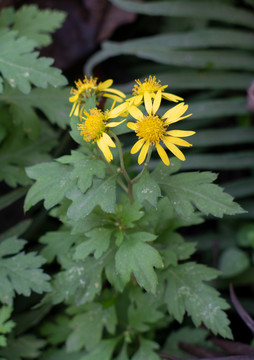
left=109, top=102, right=128, bottom=118
left=97, top=137, right=113, bottom=162
left=162, top=92, right=184, bottom=102
left=129, top=106, right=144, bottom=120
left=69, top=102, right=76, bottom=117
left=69, top=95, right=78, bottom=103
left=102, top=132, right=115, bottom=147
left=138, top=142, right=150, bottom=165
left=162, top=102, right=188, bottom=121
left=105, top=88, right=126, bottom=98
left=74, top=104, right=80, bottom=117
left=98, top=79, right=113, bottom=90
left=166, top=130, right=195, bottom=137
left=156, top=143, right=170, bottom=166
left=130, top=139, right=145, bottom=154
left=144, top=91, right=153, bottom=115
left=166, top=136, right=192, bottom=147
left=133, top=95, right=143, bottom=106
left=164, top=113, right=192, bottom=126
left=103, top=93, right=124, bottom=103
left=107, top=119, right=126, bottom=127
left=127, top=122, right=138, bottom=131
left=163, top=140, right=185, bottom=161
left=153, top=90, right=162, bottom=115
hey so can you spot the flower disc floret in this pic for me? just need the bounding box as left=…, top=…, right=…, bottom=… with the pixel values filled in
left=136, top=115, right=166, bottom=145
left=128, top=75, right=183, bottom=107
left=69, top=76, right=126, bottom=118
left=127, top=91, right=195, bottom=166
left=78, top=109, right=105, bottom=142
left=133, top=76, right=165, bottom=96
left=77, top=102, right=128, bottom=162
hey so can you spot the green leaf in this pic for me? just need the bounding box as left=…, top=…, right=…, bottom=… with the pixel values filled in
left=115, top=232, right=163, bottom=293
left=67, top=305, right=104, bottom=352
left=0, top=29, right=67, bottom=94
left=0, top=219, right=32, bottom=243
left=131, top=49, right=254, bottom=71
left=182, top=151, right=254, bottom=170
left=12, top=5, right=66, bottom=47
left=0, top=306, right=15, bottom=347
left=25, top=161, right=76, bottom=211
left=128, top=288, right=164, bottom=332
left=158, top=232, right=196, bottom=267
left=162, top=262, right=232, bottom=338
left=0, top=84, right=71, bottom=132
left=73, top=228, right=112, bottom=260
left=105, top=261, right=126, bottom=292
left=0, top=187, right=28, bottom=211
left=191, top=127, right=254, bottom=147
left=115, top=194, right=144, bottom=228
left=163, top=326, right=209, bottom=358
left=67, top=177, right=117, bottom=221
left=219, top=247, right=250, bottom=278
left=40, top=315, right=70, bottom=345
left=0, top=122, right=57, bottom=187
left=152, top=166, right=244, bottom=218
left=224, top=178, right=254, bottom=199
left=109, top=0, right=254, bottom=29
left=157, top=70, right=254, bottom=90
left=134, top=169, right=161, bottom=207
left=40, top=347, right=87, bottom=360
left=116, top=343, right=129, bottom=360
left=14, top=303, right=51, bottom=336
left=237, top=224, right=254, bottom=247
left=104, top=28, right=254, bottom=52
left=0, top=335, right=45, bottom=360
left=52, top=250, right=113, bottom=306
left=132, top=339, right=160, bottom=360
left=79, top=338, right=118, bottom=360
left=0, top=8, right=15, bottom=28
left=58, top=150, right=106, bottom=193
left=66, top=303, right=116, bottom=352
left=39, top=231, right=82, bottom=263
left=0, top=237, right=51, bottom=305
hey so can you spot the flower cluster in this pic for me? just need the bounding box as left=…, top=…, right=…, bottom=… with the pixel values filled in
left=69, top=75, right=195, bottom=165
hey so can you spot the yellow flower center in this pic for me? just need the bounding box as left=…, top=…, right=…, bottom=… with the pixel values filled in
left=136, top=115, right=166, bottom=144
left=78, top=109, right=106, bottom=142
left=133, top=76, right=161, bottom=95
left=71, top=76, right=98, bottom=101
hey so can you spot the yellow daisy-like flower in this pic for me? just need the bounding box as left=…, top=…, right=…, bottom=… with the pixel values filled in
left=128, top=75, right=183, bottom=106
left=69, top=76, right=126, bottom=117
left=127, top=91, right=195, bottom=166
left=77, top=102, right=127, bottom=162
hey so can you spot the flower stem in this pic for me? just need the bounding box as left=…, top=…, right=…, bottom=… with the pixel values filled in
left=109, top=131, right=131, bottom=184
left=102, top=155, right=128, bottom=193
left=109, top=130, right=134, bottom=202
left=131, top=146, right=152, bottom=184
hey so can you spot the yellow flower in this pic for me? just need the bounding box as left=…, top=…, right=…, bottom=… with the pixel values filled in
left=69, top=77, right=126, bottom=117
left=128, top=75, right=183, bottom=106
left=127, top=91, right=195, bottom=166
left=77, top=102, right=127, bottom=162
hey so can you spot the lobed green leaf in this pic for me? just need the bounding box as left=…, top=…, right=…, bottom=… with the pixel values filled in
left=0, top=29, right=67, bottom=94
left=0, top=237, right=51, bottom=305
left=152, top=165, right=245, bottom=218
left=162, top=262, right=232, bottom=338
left=25, top=162, right=76, bottom=211
left=109, top=0, right=254, bottom=29
left=67, top=177, right=117, bottom=221
left=115, top=232, right=163, bottom=293
left=12, top=5, right=66, bottom=47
